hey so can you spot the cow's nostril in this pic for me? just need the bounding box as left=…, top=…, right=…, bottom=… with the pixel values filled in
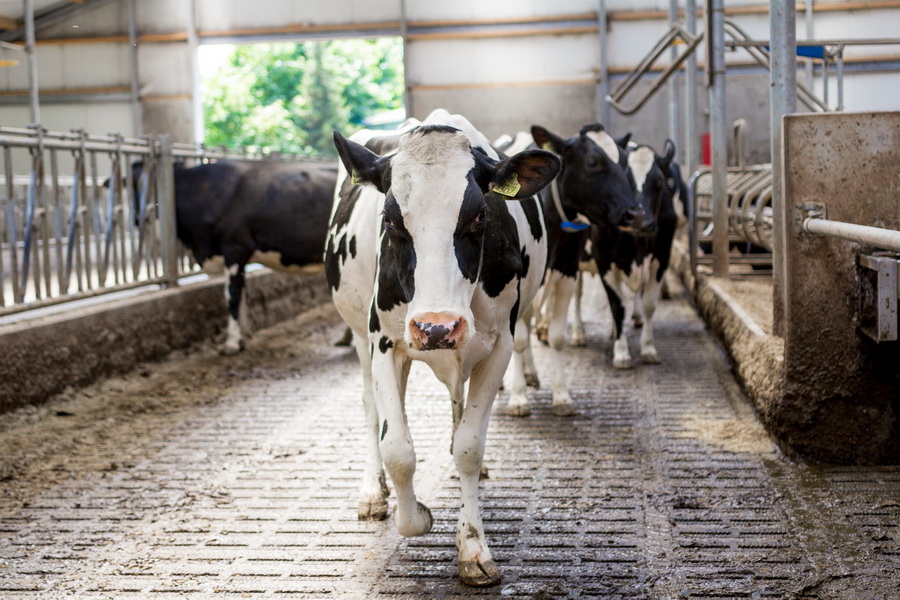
left=409, top=314, right=466, bottom=350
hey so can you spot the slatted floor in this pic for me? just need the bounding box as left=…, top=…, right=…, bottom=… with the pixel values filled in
left=0, top=275, right=898, bottom=599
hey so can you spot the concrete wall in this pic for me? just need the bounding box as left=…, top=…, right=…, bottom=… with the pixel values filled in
left=779, top=111, right=900, bottom=464
left=0, top=269, right=331, bottom=413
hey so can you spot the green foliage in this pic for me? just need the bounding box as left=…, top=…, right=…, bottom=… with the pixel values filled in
left=201, top=39, right=404, bottom=157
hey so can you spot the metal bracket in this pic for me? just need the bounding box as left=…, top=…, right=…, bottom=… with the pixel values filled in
left=795, top=202, right=826, bottom=233
left=858, top=252, right=899, bottom=342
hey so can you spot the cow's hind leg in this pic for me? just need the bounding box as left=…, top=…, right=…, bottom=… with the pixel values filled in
left=453, top=341, right=509, bottom=587
left=222, top=263, right=246, bottom=355
left=354, top=334, right=390, bottom=520
left=569, top=271, right=587, bottom=347
left=602, top=272, right=632, bottom=369
left=506, top=316, right=534, bottom=416
left=546, top=276, right=576, bottom=416
left=639, top=259, right=663, bottom=364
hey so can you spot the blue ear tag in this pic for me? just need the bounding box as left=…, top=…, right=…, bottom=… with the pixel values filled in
left=561, top=221, right=590, bottom=233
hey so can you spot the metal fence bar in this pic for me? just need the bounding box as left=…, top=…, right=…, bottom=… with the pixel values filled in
left=801, top=216, right=900, bottom=253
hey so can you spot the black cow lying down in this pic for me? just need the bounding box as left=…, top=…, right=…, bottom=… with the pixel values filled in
left=136, top=159, right=337, bottom=354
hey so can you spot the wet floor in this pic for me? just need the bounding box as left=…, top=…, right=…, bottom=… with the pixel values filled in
left=0, top=275, right=898, bottom=599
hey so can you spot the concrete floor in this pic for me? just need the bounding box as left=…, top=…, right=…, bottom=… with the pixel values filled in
left=0, top=275, right=897, bottom=599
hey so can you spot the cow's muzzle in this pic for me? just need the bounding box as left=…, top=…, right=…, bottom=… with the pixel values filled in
left=617, top=208, right=654, bottom=235
left=409, top=313, right=467, bottom=351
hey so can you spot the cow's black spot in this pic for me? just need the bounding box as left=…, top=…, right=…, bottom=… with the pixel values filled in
left=520, top=195, right=544, bottom=242
left=324, top=236, right=342, bottom=291
left=478, top=193, right=522, bottom=298
left=454, top=173, right=489, bottom=284
left=381, top=419, right=388, bottom=441
left=349, top=235, right=357, bottom=258
left=379, top=336, right=393, bottom=353
left=418, top=124, right=460, bottom=136
left=368, top=301, right=381, bottom=334
left=377, top=198, right=416, bottom=313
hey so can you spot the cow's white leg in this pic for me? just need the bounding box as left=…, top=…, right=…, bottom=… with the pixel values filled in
left=640, top=258, right=663, bottom=364
left=533, top=283, right=553, bottom=345
left=506, top=316, right=533, bottom=416
left=547, top=276, right=576, bottom=416
left=355, top=335, right=389, bottom=520
left=569, top=271, right=587, bottom=347
left=631, top=264, right=645, bottom=329
left=221, top=263, right=245, bottom=355
left=603, top=271, right=633, bottom=369
left=371, top=347, right=432, bottom=538
left=453, top=341, right=508, bottom=587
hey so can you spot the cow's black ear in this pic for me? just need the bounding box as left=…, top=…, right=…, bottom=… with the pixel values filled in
left=333, top=130, right=391, bottom=194
left=490, top=149, right=560, bottom=200
left=531, top=125, right=565, bottom=155
left=660, top=139, right=676, bottom=170
left=615, top=132, right=633, bottom=149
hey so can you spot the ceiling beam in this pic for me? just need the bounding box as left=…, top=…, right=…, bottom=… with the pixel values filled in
left=0, top=0, right=116, bottom=42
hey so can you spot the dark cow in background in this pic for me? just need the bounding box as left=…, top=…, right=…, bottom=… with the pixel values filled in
left=136, top=159, right=337, bottom=354
left=592, top=139, right=679, bottom=368
left=325, top=109, right=558, bottom=586
left=503, top=123, right=643, bottom=417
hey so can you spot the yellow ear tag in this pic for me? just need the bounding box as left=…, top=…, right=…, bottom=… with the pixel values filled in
left=541, top=142, right=554, bottom=152
left=351, top=170, right=365, bottom=185
left=493, top=173, right=521, bottom=197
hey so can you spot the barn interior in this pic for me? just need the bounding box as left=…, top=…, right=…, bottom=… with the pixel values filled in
left=0, top=1, right=899, bottom=597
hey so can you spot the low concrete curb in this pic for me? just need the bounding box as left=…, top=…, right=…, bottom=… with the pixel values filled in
left=0, top=269, right=330, bottom=413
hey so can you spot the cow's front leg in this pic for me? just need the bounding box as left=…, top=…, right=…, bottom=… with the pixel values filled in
left=354, top=335, right=390, bottom=520
left=639, top=259, right=662, bottom=364
left=453, top=343, right=509, bottom=587
left=602, top=272, right=632, bottom=369
left=371, top=348, right=432, bottom=537
left=222, top=263, right=246, bottom=355
left=546, top=276, right=576, bottom=415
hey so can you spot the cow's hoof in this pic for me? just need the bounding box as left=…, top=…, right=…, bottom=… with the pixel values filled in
left=358, top=499, right=389, bottom=521
left=397, top=501, right=433, bottom=537
left=613, top=357, right=634, bottom=370
left=459, top=558, right=501, bottom=587
left=480, top=464, right=489, bottom=480
left=632, top=316, right=644, bottom=329
left=334, top=326, right=353, bottom=347
left=219, top=343, right=243, bottom=356
left=551, top=402, right=576, bottom=417
left=570, top=334, right=587, bottom=347
left=641, top=351, right=661, bottom=365
left=506, top=403, right=531, bottom=417
left=525, top=373, right=540, bottom=388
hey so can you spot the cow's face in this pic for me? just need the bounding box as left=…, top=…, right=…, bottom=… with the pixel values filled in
left=334, top=126, right=558, bottom=352
left=627, top=141, right=676, bottom=237
left=532, top=124, right=647, bottom=233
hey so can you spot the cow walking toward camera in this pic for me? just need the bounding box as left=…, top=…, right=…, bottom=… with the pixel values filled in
left=324, top=109, right=558, bottom=586
left=592, top=140, right=679, bottom=368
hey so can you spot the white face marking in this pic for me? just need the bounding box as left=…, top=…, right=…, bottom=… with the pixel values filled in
left=628, top=147, right=656, bottom=193
left=390, top=128, right=480, bottom=340
left=584, top=130, right=621, bottom=163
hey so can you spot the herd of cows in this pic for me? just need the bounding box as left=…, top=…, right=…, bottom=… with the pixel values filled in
left=151, top=109, right=685, bottom=586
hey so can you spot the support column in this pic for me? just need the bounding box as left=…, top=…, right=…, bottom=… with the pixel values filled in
left=770, top=0, right=797, bottom=335
left=597, top=0, right=611, bottom=126
left=708, top=0, right=728, bottom=278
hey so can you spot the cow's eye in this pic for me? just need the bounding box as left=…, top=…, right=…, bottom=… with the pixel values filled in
left=383, top=213, right=395, bottom=229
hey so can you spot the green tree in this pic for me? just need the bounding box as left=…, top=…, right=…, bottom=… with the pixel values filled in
left=201, top=38, right=404, bottom=157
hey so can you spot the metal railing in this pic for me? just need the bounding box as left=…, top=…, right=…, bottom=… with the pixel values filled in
left=0, top=125, right=310, bottom=317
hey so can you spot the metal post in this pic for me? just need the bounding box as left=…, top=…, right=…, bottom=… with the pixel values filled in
left=187, top=0, right=203, bottom=144
left=684, top=0, right=698, bottom=176
left=127, top=0, right=142, bottom=136
left=598, top=0, right=611, bottom=126
left=708, top=0, right=729, bottom=278
left=24, top=0, right=39, bottom=124
left=668, top=0, right=680, bottom=151
left=805, top=0, right=814, bottom=88
left=836, top=46, right=844, bottom=111
left=400, top=0, right=412, bottom=118
left=157, top=136, right=179, bottom=287
left=770, top=0, right=797, bottom=335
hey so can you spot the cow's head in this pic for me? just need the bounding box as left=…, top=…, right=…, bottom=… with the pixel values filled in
left=627, top=140, right=677, bottom=237
left=531, top=123, right=646, bottom=233
left=334, top=125, right=559, bottom=352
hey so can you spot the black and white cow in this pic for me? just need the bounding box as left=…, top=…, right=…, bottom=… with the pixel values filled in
left=136, top=159, right=337, bottom=354
left=325, top=109, right=559, bottom=587
left=504, top=124, right=643, bottom=417
left=592, top=140, right=679, bottom=368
